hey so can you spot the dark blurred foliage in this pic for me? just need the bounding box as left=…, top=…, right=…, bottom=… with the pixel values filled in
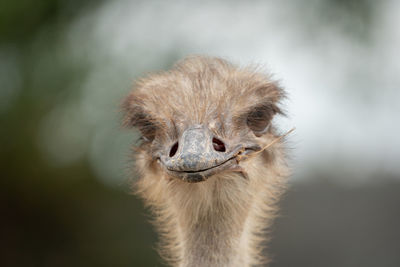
left=0, top=1, right=158, bottom=266
left=1, top=0, right=399, bottom=266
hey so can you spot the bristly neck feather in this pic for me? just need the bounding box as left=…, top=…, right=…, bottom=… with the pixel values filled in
left=174, top=175, right=251, bottom=267
left=136, top=154, right=288, bottom=267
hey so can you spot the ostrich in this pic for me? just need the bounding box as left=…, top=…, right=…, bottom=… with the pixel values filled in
left=122, top=56, right=290, bottom=267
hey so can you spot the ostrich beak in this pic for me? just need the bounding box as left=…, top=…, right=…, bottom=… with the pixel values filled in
left=159, top=125, right=245, bottom=183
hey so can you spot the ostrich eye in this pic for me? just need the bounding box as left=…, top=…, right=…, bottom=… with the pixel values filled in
left=129, top=110, right=158, bottom=142
left=246, top=105, right=274, bottom=135
left=138, top=120, right=158, bottom=142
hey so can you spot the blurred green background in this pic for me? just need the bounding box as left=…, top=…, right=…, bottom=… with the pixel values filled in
left=1, top=0, right=399, bottom=266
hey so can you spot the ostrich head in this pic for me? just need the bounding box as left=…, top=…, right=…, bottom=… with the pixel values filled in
left=123, top=56, right=285, bottom=184
left=122, top=56, right=289, bottom=267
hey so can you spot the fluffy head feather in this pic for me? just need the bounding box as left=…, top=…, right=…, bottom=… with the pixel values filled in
left=122, top=56, right=289, bottom=267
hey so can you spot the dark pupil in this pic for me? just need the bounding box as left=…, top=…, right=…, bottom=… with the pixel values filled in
left=248, top=109, right=269, bottom=132
left=253, top=110, right=265, bottom=118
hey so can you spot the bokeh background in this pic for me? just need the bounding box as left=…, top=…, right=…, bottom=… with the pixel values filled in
left=1, top=0, right=400, bottom=266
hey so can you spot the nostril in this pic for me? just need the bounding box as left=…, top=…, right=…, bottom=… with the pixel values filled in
left=169, top=142, right=179, bottom=157
left=212, top=137, right=226, bottom=152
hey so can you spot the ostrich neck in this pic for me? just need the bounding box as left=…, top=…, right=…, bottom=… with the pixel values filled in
left=180, top=208, right=250, bottom=267
left=172, top=178, right=257, bottom=267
